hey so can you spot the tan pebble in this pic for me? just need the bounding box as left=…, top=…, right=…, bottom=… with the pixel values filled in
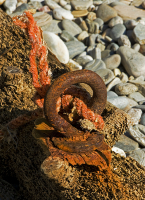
left=87, top=12, right=96, bottom=21
left=71, top=10, right=88, bottom=18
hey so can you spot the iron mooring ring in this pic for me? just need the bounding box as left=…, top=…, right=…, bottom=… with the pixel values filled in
left=44, top=70, right=107, bottom=137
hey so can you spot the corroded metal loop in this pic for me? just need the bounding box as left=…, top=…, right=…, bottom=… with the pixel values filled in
left=44, top=70, right=107, bottom=137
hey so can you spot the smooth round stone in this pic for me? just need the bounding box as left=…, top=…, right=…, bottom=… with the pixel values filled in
left=84, top=59, right=106, bottom=71
left=132, top=43, right=140, bottom=52
left=38, top=5, right=50, bottom=12
left=127, top=108, right=142, bottom=124
left=0, top=0, right=5, bottom=5
left=124, top=19, right=138, bottom=30
left=132, top=105, right=145, bottom=111
left=67, top=59, right=82, bottom=71
left=33, top=12, right=52, bottom=27
left=71, top=0, right=93, bottom=10
left=53, top=7, right=74, bottom=20
left=77, top=31, right=89, bottom=42
left=115, top=83, right=138, bottom=96
left=65, top=40, right=86, bottom=59
left=128, top=92, right=145, bottom=102
left=64, top=4, right=72, bottom=10
left=133, top=23, right=145, bottom=45
left=106, top=43, right=119, bottom=51
left=71, top=10, right=88, bottom=17
left=43, top=32, right=69, bottom=64
left=125, top=97, right=138, bottom=111
left=62, top=19, right=82, bottom=36
left=94, top=18, right=104, bottom=28
left=102, top=54, right=121, bottom=70
left=128, top=75, right=144, bottom=84
left=59, top=0, right=67, bottom=7
left=128, top=148, right=145, bottom=166
left=117, top=35, right=131, bottom=48
left=89, top=47, right=101, bottom=59
left=112, top=146, right=126, bottom=157
left=110, top=24, right=126, bottom=41
left=129, top=125, right=145, bottom=147
left=114, top=134, right=139, bottom=153
left=117, top=46, right=145, bottom=78
left=75, top=55, right=93, bottom=66
left=106, top=77, right=121, bottom=91
left=28, top=1, right=43, bottom=9
left=79, top=20, right=88, bottom=31
left=41, top=20, right=62, bottom=34
left=96, top=4, right=117, bottom=23
left=4, top=0, right=17, bottom=14
left=140, top=113, right=145, bottom=126
left=96, top=68, right=115, bottom=84
left=44, top=0, right=61, bottom=9
left=108, top=96, right=129, bottom=109
left=108, top=16, right=123, bottom=28
left=107, top=91, right=118, bottom=99
left=60, top=30, right=77, bottom=42
left=88, top=34, right=98, bottom=46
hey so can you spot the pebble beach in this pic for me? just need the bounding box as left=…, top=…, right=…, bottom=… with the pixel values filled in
left=0, top=0, right=145, bottom=199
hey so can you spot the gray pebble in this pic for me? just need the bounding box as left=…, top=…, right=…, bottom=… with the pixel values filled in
left=85, top=19, right=99, bottom=34
left=101, top=49, right=114, bottom=59
left=128, top=92, right=145, bottom=102
left=41, top=20, right=62, bottom=34
left=109, top=24, right=126, bottom=41
left=62, top=19, right=82, bottom=36
left=133, top=23, right=145, bottom=45
left=106, top=77, right=121, bottom=91
left=84, top=59, right=106, bottom=71
left=107, top=96, right=129, bottom=110
left=96, top=68, right=115, bottom=84
left=107, top=91, right=118, bottom=99
left=75, top=55, right=93, bottom=67
left=60, top=30, right=77, bottom=42
left=94, top=18, right=104, bottom=29
left=108, top=16, right=123, bottom=28
left=128, top=148, right=145, bottom=166
left=65, top=40, right=86, bottom=59
left=132, top=43, right=140, bottom=52
left=102, top=54, right=121, bottom=70
left=124, top=19, right=138, bottom=30
left=117, top=35, right=131, bottom=47
left=140, top=113, right=145, bottom=126
left=114, top=134, right=139, bottom=153
left=129, top=124, right=145, bottom=147
left=106, top=43, right=119, bottom=51
left=127, top=108, right=142, bottom=125
left=115, top=83, right=138, bottom=96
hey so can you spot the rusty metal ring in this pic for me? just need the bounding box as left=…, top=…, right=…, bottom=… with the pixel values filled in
left=44, top=70, right=107, bottom=137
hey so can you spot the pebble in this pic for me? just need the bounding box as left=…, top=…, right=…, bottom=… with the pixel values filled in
left=127, top=108, right=142, bottom=124
left=113, top=68, right=121, bottom=77
left=41, top=20, right=62, bottom=34
left=62, top=19, right=82, bottom=36
left=67, top=59, right=82, bottom=71
left=70, top=0, right=93, bottom=11
left=84, top=58, right=106, bottom=71
left=128, top=92, right=145, bottom=102
left=43, top=31, right=69, bottom=64
left=106, top=43, right=119, bottom=51
left=117, top=35, right=131, bottom=48
left=102, top=54, right=121, bottom=70
left=96, top=68, right=115, bottom=85
left=106, top=77, right=121, bottom=91
left=38, top=5, right=50, bottom=13
left=75, top=55, right=93, bottom=67
left=53, top=7, right=74, bottom=20
left=96, top=4, right=117, bottom=23
left=28, top=1, right=43, bottom=10
left=114, top=134, right=139, bottom=153
left=110, top=24, right=126, bottom=41
left=119, top=72, right=128, bottom=83
left=129, top=124, right=145, bottom=147
left=108, top=16, right=123, bottom=28
left=71, top=10, right=88, bottom=18
left=33, top=12, right=52, bottom=27
left=59, top=0, right=67, bottom=7
left=124, top=97, right=138, bottom=112
left=44, top=0, right=61, bottom=10
left=14, top=3, right=29, bottom=12
left=64, top=4, right=71, bottom=11
left=0, top=0, right=5, bottom=5
left=117, top=46, right=145, bottom=78
left=128, top=148, right=145, bottom=166
left=132, top=105, right=145, bottom=112
left=133, top=23, right=145, bottom=45
left=107, top=91, right=118, bottom=99
left=94, top=18, right=104, bottom=29
left=85, top=19, right=99, bottom=34
left=115, top=83, right=138, bottom=96
left=3, top=0, right=17, bottom=14
left=77, top=31, right=89, bottom=42
left=112, top=146, right=126, bottom=157
left=101, top=49, right=113, bottom=59
left=107, top=96, right=129, bottom=110
left=114, top=5, right=145, bottom=20
left=60, top=30, right=77, bottom=42
left=87, top=11, right=96, bottom=21
left=140, top=113, right=145, bottom=126
left=132, top=43, right=140, bottom=52
left=65, top=40, right=86, bottom=58
left=124, top=19, right=138, bottom=30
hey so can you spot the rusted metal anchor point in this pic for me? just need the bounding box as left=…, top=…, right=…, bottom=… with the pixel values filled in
left=44, top=70, right=111, bottom=168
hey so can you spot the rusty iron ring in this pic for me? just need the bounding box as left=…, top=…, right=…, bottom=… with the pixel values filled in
left=44, top=70, right=107, bottom=137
